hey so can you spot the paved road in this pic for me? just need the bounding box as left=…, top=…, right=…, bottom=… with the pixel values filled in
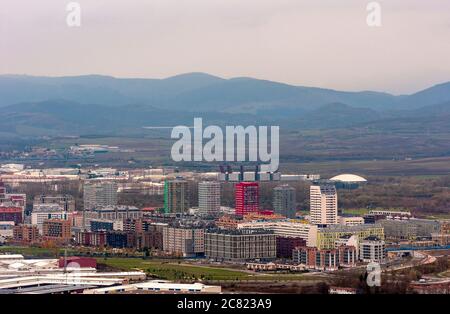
left=384, top=251, right=436, bottom=272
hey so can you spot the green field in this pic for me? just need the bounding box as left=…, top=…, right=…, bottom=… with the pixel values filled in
left=340, top=208, right=369, bottom=216
left=97, top=258, right=322, bottom=282
left=425, top=213, right=450, bottom=219
left=0, top=246, right=75, bottom=257
left=0, top=246, right=144, bottom=259
left=0, top=246, right=320, bottom=282
left=98, top=258, right=249, bottom=281
left=439, top=270, right=450, bottom=278
left=341, top=207, right=410, bottom=216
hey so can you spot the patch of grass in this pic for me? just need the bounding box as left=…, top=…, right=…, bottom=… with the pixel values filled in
left=341, top=208, right=369, bottom=216
left=97, top=258, right=320, bottom=282
left=97, top=258, right=249, bottom=281
left=0, top=246, right=72, bottom=257
left=439, top=270, right=450, bottom=278
left=425, top=213, right=450, bottom=219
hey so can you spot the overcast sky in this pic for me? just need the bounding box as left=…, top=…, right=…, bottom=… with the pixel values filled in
left=1, top=0, right=449, bottom=94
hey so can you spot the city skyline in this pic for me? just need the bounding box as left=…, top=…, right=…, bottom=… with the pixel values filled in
left=0, top=0, right=449, bottom=298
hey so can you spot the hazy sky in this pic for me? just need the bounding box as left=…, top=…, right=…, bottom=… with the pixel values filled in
left=1, top=0, right=450, bottom=94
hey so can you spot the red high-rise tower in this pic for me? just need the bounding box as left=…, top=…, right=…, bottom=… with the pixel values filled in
left=0, top=180, right=5, bottom=199
left=235, top=182, right=259, bottom=216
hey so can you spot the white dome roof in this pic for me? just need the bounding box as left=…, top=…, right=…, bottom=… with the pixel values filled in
left=330, top=174, right=367, bottom=182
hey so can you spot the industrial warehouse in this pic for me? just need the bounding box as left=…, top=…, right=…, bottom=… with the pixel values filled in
left=0, top=254, right=221, bottom=294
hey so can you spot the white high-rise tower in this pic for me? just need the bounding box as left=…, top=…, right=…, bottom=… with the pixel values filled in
left=310, top=184, right=338, bottom=225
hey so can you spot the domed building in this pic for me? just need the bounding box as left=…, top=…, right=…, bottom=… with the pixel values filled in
left=329, top=174, right=367, bottom=189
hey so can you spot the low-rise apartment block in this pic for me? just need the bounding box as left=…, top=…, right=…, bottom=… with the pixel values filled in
left=90, top=205, right=142, bottom=220
left=33, top=194, right=76, bottom=212
left=237, top=219, right=318, bottom=247
left=75, top=231, right=107, bottom=247
left=90, top=219, right=123, bottom=232
left=0, top=207, right=23, bottom=225
left=13, top=224, right=39, bottom=244
left=359, top=236, right=385, bottom=263
left=205, top=229, right=276, bottom=261
left=338, top=216, right=364, bottom=226
left=163, top=225, right=205, bottom=257
left=276, top=237, right=306, bottom=259
left=293, top=245, right=357, bottom=271
left=379, top=218, right=440, bottom=240
left=316, top=224, right=384, bottom=250
left=42, top=219, right=72, bottom=243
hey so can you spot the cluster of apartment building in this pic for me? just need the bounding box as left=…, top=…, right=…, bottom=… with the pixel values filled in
left=1, top=171, right=449, bottom=273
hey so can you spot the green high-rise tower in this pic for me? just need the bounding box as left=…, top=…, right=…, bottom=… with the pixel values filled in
left=164, top=178, right=189, bottom=213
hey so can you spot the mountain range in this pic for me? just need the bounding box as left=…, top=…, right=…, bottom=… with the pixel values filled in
left=1, top=73, right=450, bottom=137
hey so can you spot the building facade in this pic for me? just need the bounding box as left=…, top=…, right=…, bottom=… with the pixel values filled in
left=205, top=229, right=276, bottom=261
left=237, top=220, right=318, bottom=247
left=0, top=207, right=23, bottom=225
left=293, top=245, right=357, bottom=271
left=276, top=237, right=306, bottom=259
left=273, top=185, right=296, bottom=218
left=90, top=205, right=142, bottom=220
left=339, top=216, right=365, bottom=226
left=310, top=184, right=338, bottom=225
left=316, top=224, right=385, bottom=250
left=83, top=181, right=118, bottom=210
left=13, top=224, right=39, bottom=243
left=164, top=179, right=189, bottom=213
left=90, top=219, right=123, bottom=232
left=106, top=231, right=135, bottom=248
left=135, top=230, right=164, bottom=251
left=235, top=182, right=259, bottom=216
left=198, top=181, right=221, bottom=217
left=379, top=219, right=441, bottom=240
left=31, top=210, right=69, bottom=233
left=359, top=236, right=385, bottom=263
left=75, top=231, right=107, bottom=247
left=0, top=221, right=14, bottom=238
left=42, top=219, right=72, bottom=243
left=163, top=225, right=205, bottom=257
left=0, top=181, right=26, bottom=213
left=33, top=194, right=76, bottom=212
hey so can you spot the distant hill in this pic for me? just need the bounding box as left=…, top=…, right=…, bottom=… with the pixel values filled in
left=295, top=103, right=382, bottom=129
left=159, top=77, right=398, bottom=113
left=0, top=73, right=224, bottom=107
left=0, top=99, right=261, bottom=136
left=397, top=82, right=450, bottom=109
left=0, top=100, right=188, bottom=136
left=0, top=73, right=450, bottom=137
left=2, top=72, right=441, bottom=112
